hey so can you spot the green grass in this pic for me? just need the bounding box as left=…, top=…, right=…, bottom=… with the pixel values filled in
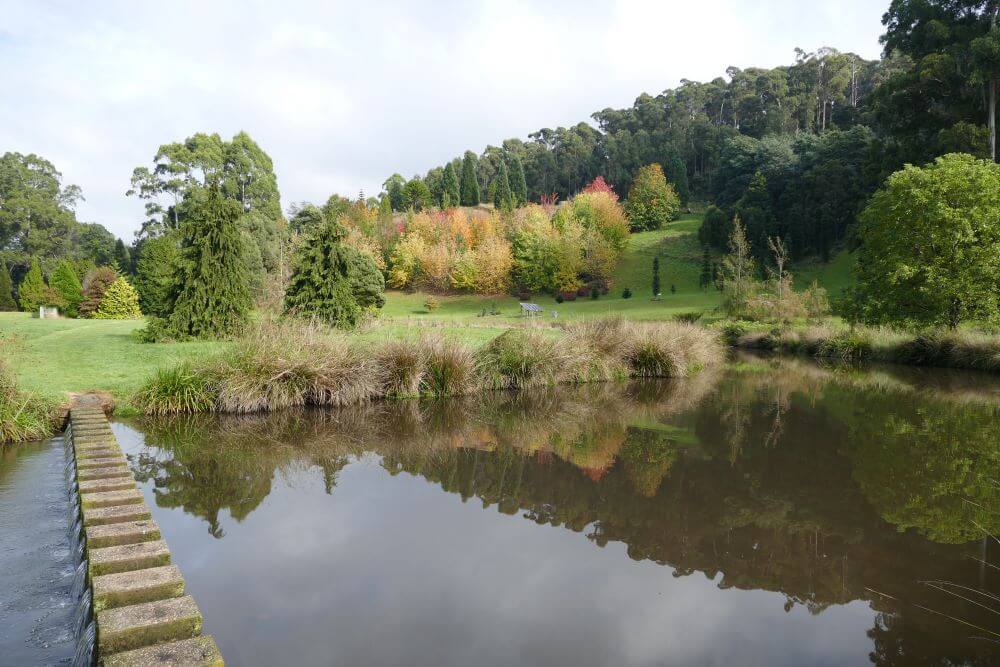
left=793, top=249, right=854, bottom=298
left=0, top=314, right=227, bottom=402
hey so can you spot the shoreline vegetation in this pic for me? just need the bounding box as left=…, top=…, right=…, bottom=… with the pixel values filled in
left=132, top=317, right=723, bottom=416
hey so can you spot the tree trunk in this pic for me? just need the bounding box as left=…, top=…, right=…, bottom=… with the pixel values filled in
left=990, top=78, right=997, bottom=162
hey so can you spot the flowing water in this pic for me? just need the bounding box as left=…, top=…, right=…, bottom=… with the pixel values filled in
left=0, top=435, right=78, bottom=665
left=4, top=357, right=998, bottom=665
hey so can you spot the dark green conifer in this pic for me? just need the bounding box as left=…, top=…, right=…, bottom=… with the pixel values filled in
left=493, top=162, right=514, bottom=211
left=167, top=182, right=253, bottom=339
left=0, top=261, right=16, bottom=311
left=460, top=151, right=480, bottom=206
left=652, top=256, right=661, bottom=297
left=442, top=162, right=461, bottom=208
left=284, top=218, right=385, bottom=328
left=509, top=155, right=527, bottom=205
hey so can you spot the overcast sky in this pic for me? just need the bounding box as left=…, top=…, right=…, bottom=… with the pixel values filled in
left=0, top=0, right=887, bottom=240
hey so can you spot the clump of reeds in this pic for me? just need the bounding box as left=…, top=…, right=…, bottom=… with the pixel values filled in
left=477, top=329, right=582, bottom=389
left=0, top=360, right=55, bottom=443
left=419, top=335, right=479, bottom=396
left=132, top=363, right=216, bottom=415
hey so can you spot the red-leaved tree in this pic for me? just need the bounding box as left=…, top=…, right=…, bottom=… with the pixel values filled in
left=582, top=176, right=618, bottom=201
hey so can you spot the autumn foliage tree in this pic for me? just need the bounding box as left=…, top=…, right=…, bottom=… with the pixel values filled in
left=624, top=164, right=681, bottom=231
left=79, top=266, right=119, bottom=317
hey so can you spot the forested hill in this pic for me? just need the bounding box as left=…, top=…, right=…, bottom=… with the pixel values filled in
left=384, top=2, right=999, bottom=265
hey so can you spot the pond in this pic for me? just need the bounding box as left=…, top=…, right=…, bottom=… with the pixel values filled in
left=2, top=357, right=998, bottom=665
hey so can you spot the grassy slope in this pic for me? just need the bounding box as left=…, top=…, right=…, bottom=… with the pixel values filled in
left=0, top=212, right=854, bottom=403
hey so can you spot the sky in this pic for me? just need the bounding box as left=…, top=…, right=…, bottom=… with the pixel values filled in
left=0, top=0, right=887, bottom=240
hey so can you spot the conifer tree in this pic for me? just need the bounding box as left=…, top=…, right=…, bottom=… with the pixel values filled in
left=17, top=258, right=47, bottom=312
left=167, top=181, right=253, bottom=339
left=378, top=195, right=393, bottom=220
left=94, top=277, right=142, bottom=319
left=509, top=155, right=528, bottom=206
left=699, top=248, right=712, bottom=290
left=50, top=260, right=83, bottom=317
left=460, top=151, right=480, bottom=206
left=114, top=239, right=132, bottom=274
left=285, top=218, right=385, bottom=328
left=493, top=162, right=514, bottom=211
left=442, top=162, right=461, bottom=208
left=0, top=261, right=16, bottom=311
left=651, top=256, right=661, bottom=297
left=134, top=235, right=179, bottom=318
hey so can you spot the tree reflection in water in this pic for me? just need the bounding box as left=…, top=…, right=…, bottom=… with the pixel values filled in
left=129, top=358, right=999, bottom=664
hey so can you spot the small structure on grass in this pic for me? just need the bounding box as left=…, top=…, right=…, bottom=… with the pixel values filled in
left=519, top=302, right=543, bottom=317
left=38, top=305, right=59, bottom=319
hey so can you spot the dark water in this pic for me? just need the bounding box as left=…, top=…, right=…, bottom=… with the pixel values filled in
left=0, top=435, right=77, bottom=665
left=108, top=358, right=998, bottom=666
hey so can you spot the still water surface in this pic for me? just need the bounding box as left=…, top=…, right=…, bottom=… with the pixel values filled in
left=74, top=359, right=1000, bottom=663
left=112, top=358, right=1000, bottom=666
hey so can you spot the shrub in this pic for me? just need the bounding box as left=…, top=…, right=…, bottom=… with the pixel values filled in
left=555, top=293, right=565, bottom=304
left=622, top=288, right=632, bottom=299
left=424, top=296, right=440, bottom=313
left=80, top=266, right=119, bottom=317
left=674, top=312, right=701, bottom=324
left=94, top=277, right=143, bottom=319
left=590, top=287, right=599, bottom=300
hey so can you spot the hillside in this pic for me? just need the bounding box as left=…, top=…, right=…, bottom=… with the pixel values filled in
left=379, top=212, right=852, bottom=323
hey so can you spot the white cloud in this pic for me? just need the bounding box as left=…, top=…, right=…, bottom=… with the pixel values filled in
left=0, top=0, right=886, bottom=239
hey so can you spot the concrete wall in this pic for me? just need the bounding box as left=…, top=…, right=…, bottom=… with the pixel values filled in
left=69, top=406, right=224, bottom=666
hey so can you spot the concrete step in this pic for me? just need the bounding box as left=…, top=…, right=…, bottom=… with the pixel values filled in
left=78, top=457, right=126, bottom=470
left=100, top=635, right=223, bottom=667
left=79, top=477, right=136, bottom=494
left=78, top=465, right=131, bottom=482
left=80, top=488, right=144, bottom=510
left=77, top=447, right=122, bottom=460
left=96, top=595, right=203, bottom=655
left=86, top=520, right=161, bottom=549
left=89, top=540, right=171, bottom=576
left=83, top=503, right=153, bottom=527
left=92, top=564, right=185, bottom=612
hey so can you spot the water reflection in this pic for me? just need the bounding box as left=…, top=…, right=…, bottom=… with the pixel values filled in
left=124, top=360, right=999, bottom=665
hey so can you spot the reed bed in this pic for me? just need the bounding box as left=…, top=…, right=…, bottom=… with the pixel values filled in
left=132, top=317, right=724, bottom=415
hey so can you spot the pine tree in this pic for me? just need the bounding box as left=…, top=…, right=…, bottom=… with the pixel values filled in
left=378, top=195, right=393, bottom=220
left=651, top=256, right=661, bottom=297
left=17, top=258, right=47, bottom=312
left=492, top=162, right=514, bottom=211
left=94, top=277, right=143, bottom=319
left=509, top=155, right=528, bottom=205
left=699, top=248, right=712, bottom=290
left=442, top=162, right=461, bottom=208
left=460, top=151, right=480, bottom=206
left=50, top=260, right=83, bottom=317
left=625, top=164, right=681, bottom=231
left=0, top=261, right=16, bottom=311
left=114, top=239, right=132, bottom=274
left=167, top=181, right=253, bottom=339
left=284, top=218, right=385, bottom=328
left=80, top=266, right=118, bottom=318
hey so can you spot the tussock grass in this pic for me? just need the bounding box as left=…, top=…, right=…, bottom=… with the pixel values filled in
left=0, top=360, right=55, bottom=443
left=132, top=363, right=215, bottom=416
left=132, top=316, right=724, bottom=415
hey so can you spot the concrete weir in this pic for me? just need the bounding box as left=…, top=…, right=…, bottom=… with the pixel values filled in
left=69, top=406, right=224, bottom=666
